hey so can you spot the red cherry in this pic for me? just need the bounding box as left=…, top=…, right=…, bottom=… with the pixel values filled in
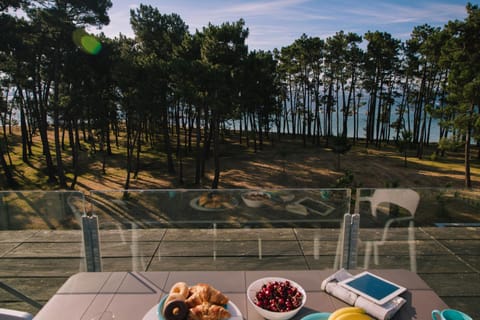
left=254, top=280, right=303, bottom=313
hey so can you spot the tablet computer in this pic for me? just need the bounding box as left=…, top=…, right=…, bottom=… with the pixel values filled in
left=338, top=271, right=406, bottom=305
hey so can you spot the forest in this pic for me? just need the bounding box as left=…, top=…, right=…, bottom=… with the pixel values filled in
left=0, top=1, right=479, bottom=190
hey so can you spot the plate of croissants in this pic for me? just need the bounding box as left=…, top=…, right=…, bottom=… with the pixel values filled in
left=142, top=282, right=242, bottom=320
left=190, top=192, right=239, bottom=211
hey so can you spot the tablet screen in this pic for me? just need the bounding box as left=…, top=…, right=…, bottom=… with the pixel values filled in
left=339, top=272, right=406, bottom=305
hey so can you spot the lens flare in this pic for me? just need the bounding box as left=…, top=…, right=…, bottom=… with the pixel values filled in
left=72, top=29, right=102, bottom=55
left=80, top=35, right=102, bottom=54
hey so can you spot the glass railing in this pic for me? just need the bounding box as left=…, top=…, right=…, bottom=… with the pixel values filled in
left=353, top=188, right=480, bottom=270
left=353, top=188, right=480, bottom=316
left=0, top=188, right=478, bottom=317
left=88, top=189, right=352, bottom=272
left=0, top=190, right=85, bottom=315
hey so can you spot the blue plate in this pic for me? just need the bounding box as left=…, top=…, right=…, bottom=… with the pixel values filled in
left=301, top=312, right=332, bottom=320
left=156, top=295, right=168, bottom=320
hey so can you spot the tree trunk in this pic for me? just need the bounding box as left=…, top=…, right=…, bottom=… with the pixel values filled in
left=133, top=130, right=142, bottom=179
left=20, top=104, right=29, bottom=163
left=124, top=125, right=133, bottom=190
left=17, top=87, right=30, bottom=163
left=53, top=79, right=67, bottom=189
left=195, top=109, right=202, bottom=185
left=162, top=103, right=175, bottom=175
left=31, top=64, right=57, bottom=184
left=465, top=134, right=471, bottom=188
left=38, top=107, right=57, bottom=183
left=0, top=144, right=16, bottom=188
left=68, top=122, right=79, bottom=190
left=105, top=122, right=112, bottom=156
left=464, top=103, right=474, bottom=188
left=211, top=115, right=220, bottom=189
left=249, top=113, right=257, bottom=152
left=1, top=131, right=13, bottom=170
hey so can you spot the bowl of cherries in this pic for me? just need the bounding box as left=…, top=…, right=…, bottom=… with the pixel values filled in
left=247, top=277, right=306, bottom=320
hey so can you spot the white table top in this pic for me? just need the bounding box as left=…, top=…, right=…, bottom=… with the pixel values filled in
left=34, top=269, right=448, bottom=320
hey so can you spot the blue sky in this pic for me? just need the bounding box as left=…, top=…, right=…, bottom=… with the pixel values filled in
left=93, top=0, right=473, bottom=51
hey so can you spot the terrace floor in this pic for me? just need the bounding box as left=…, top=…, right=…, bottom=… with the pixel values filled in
left=0, top=226, right=479, bottom=319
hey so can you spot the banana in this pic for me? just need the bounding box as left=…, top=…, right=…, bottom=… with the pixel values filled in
left=328, top=307, right=366, bottom=320
left=334, top=312, right=372, bottom=320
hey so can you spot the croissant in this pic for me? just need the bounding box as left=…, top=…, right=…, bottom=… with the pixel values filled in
left=187, top=302, right=231, bottom=320
left=198, top=194, right=209, bottom=207
left=186, top=284, right=229, bottom=307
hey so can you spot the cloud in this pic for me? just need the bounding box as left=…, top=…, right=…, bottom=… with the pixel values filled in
left=219, top=0, right=309, bottom=16
left=345, top=2, right=466, bottom=25
left=203, top=0, right=332, bottom=25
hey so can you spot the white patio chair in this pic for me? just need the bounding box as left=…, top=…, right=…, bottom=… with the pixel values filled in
left=357, top=188, right=420, bottom=272
left=0, top=308, right=33, bottom=320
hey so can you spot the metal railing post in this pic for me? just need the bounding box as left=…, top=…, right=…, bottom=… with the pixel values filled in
left=82, top=215, right=102, bottom=272
left=338, top=213, right=360, bottom=270
left=347, top=213, right=360, bottom=269
left=340, top=213, right=352, bottom=269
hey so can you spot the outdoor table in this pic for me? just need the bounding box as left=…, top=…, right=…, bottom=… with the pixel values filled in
left=33, top=269, right=448, bottom=320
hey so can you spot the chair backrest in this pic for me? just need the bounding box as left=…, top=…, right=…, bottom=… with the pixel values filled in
left=362, top=188, right=420, bottom=217
left=0, top=308, right=33, bottom=320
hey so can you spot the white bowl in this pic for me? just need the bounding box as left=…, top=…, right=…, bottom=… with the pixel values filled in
left=241, top=191, right=271, bottom=208
left=247, top=277, right=307, bottom=320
